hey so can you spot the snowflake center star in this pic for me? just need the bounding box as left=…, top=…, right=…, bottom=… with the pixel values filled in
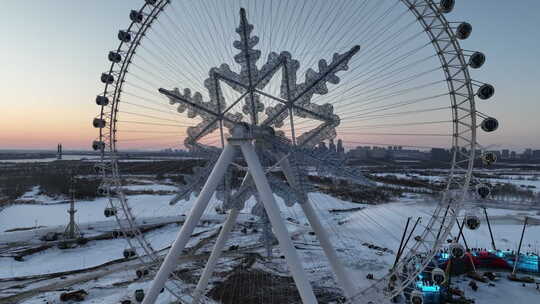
left=159, top=8, right=360, bottom=150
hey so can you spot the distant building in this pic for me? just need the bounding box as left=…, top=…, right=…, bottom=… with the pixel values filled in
left=533, top=150, right=540, bottom=160
left=57, top=144, right=62, bottom=160
left=329, top=139, right=337, bottom=153
left=369, top=147, right=388, bottom=159
left=391, top=149, right=429, bottom=161
left=502, top=149, right=510, bottom=159
left=510, top=151, right=517, bottom=159
left=337, top=139, right=345, bottom=156
left=431, top=148, right=450, bottom=162
left=348, top=146, right=369, bottom=160
left=317, top=141, right=328, bottom=153
left=522, top=148, right=533, bottom=159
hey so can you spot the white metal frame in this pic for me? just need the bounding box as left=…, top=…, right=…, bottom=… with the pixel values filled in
left=143, top=127, right=345, bottom=304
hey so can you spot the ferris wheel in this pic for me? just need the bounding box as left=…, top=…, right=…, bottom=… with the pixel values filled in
left=93, top=0, right=498, bottom=303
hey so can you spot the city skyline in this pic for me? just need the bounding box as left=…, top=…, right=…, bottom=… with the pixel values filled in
left=0, top=0, right=539, bottom=151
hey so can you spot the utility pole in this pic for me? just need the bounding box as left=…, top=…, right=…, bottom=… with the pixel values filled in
left=393, top=217, right=411, bottom=270
left=512, top=216, right=528, bottom=276
left=483, top=208, right=497, bottom=251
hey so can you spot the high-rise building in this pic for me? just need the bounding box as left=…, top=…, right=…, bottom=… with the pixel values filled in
left=337, top=139, right=344, bottom=155
left=502, top=149, right=509, bottom=159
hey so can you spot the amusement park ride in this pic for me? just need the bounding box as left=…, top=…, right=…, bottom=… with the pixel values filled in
left=88, top=0, right=538, bottom=303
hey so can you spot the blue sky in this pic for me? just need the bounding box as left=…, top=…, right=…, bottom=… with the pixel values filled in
left=0, top=0, right=538, bottom=151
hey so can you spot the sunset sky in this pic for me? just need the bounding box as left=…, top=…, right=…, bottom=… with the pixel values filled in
left=0, top=0, right=538, bottom=151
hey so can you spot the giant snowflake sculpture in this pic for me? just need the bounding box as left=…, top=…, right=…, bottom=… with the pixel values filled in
left=161, top=8, right=367, bottom=208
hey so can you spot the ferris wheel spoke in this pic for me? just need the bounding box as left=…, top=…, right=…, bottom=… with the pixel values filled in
left=119, top=110, right=189, bottom=125
left=312, top=41, right=429, bottom=103
left=340, top=106, right=451, bottom=122
left=120, top=101, right=184, bottom=118
left=117, top=120, right=191, bottom=128
left=338, top=93, right=449, bottom=116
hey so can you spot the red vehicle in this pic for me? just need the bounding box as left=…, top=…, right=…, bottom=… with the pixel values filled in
left=439, top=251, right=511, bottom=273
left=468, top=251, right=511, bottom=269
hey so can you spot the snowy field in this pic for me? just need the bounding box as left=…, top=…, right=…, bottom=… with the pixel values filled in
left=0, top=173, right=539, bottom=303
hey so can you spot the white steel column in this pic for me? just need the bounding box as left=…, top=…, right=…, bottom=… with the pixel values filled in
left=240, top=141, right=318, bottom=304
left=279, top=156, right=356, bottom=299
left=192, top=207, right=240, bottom=304
left=300, top=201, right=356, bottom=299
left=142, top=144, right=236, bottom=304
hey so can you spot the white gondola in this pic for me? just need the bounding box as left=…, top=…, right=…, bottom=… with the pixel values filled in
left=431, top=267, right=446, bottom=284
left=93, top=118, right=106, bottom=128
left=134, top=289, right=145, bottom=302
left=469, top=52, right=486, bottom=69
left=136, top=268, right=149, bottom=279
left=118, top=30, right=131, bottom=43
left=123, top=248, right=136, bottom=258
left=97, top=185, right=108, bottom=196
left=95, top=95, right=109, bottom=106
left=450, top=243, right=465, bottom=259
left=477, top=184, right=491, bottom=198
left=100, top=73, right=114, bottom=84
left=465, top=214, right=481, bottom=230
left=410, top=290, right=423, bottom=304
left=439, top=0, right=455, bottom=13
left=477, top=83, right=495, bottom=100
left=481, top=117, right=499, bottom=132
left=456, top=22, right=472, bottom=40
left=482, top=151, right=497, bottom=165
left=93, top=163, right=104, bottom=174
left=130, top=10, right=144, bottom=23
left=92, top=140, right=105, bottom=151
left=108, top=51, right=122, bottom=63
left=104, top=207, right=117, bottom=217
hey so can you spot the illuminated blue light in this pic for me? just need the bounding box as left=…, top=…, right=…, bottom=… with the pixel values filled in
left=416, top=281, right=441, bottom=293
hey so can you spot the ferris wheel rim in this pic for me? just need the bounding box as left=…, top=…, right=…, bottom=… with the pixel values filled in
left=347, top=0, right=479, bottom=301
left=93, top=0, right=483, bottom=302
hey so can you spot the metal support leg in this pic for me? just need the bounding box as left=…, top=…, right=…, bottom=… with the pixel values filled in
left=240, top=142, right=318, bottom=304
left=192, top=208, right=240, bottom=304
left=142, top=144, right=235, bottom=304
left=279, top=155, right=355, bottom=298
left=483, top=207, right=497, bottom=251
left=300, top=201, right=356, bottom=299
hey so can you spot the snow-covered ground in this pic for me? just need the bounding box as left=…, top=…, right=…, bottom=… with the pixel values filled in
left=0, top=154, right=101, bottom=163
left=1, top=173, right=539, bottom=303
left=122, top=184, right=178, bottom=192
left=452, top=277, right=540, bottom=304
left=488, top=177, right=540, bottom=193
left=0, top=194, right=181, bottom=232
